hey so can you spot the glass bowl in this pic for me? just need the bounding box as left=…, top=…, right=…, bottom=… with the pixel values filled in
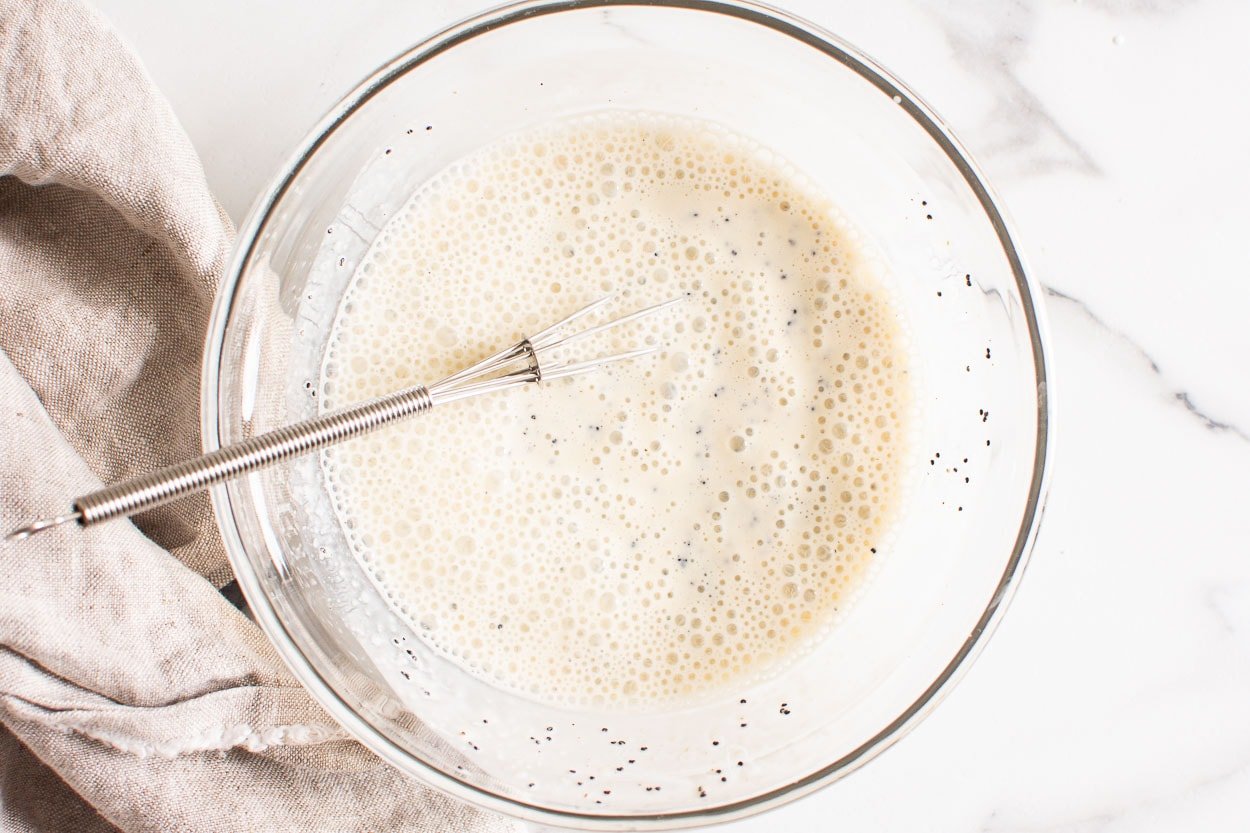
left=202, top=0, right=1052, bottom=828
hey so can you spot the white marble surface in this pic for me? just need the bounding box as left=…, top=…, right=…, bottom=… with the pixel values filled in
left=91, top=0, right=1250, bottom=829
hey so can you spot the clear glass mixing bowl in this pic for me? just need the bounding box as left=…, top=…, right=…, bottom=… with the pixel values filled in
left=202, top=1, right=1052, bottom=828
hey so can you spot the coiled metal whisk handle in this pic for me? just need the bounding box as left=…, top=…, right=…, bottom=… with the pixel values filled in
left=77, top=385, right=435, bottom=528
left=7, top=386, right=436, bottom=539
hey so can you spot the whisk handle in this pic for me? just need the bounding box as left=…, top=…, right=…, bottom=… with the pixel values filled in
left=72, top=386, right=435, bottom=528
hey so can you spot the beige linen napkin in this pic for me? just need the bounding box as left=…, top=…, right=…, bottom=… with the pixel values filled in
left=0, top=2, right=516, bottom=831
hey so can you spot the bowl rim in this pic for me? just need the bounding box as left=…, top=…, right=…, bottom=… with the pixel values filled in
left=202, top=0, right=1054, bottom=828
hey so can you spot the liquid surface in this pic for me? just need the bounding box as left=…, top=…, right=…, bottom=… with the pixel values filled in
left=321, top=113, right=910, bottom=708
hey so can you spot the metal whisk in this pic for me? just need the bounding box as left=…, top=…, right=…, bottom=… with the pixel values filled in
left=7, top=295, right=681, bottom=542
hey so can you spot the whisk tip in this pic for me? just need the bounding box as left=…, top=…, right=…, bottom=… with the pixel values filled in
left=6, top=511, right=82, bottom=542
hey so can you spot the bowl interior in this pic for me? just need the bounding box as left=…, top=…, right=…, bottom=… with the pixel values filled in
left=207, top=1, right=1047, bottom=827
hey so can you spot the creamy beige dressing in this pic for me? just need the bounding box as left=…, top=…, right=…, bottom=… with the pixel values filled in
left=320, top=113, right=910, bottom=707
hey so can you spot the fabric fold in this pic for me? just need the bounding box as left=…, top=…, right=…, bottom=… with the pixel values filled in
left=0, top=0, right=230, bottom=583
